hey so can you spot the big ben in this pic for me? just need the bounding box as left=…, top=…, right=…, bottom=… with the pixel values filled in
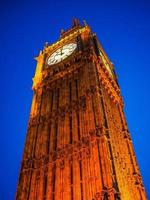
left=16, top=19, right=147, bottom=200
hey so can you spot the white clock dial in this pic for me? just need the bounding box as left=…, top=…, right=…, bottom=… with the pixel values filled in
left=47, top=43, right=77, bottom=65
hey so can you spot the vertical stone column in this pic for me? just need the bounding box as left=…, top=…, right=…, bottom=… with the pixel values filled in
left=78, top=65, right=91, bottom=199
left=18, top=88, right=44, bottom=200
left=118, top=105, right=147, bottom=200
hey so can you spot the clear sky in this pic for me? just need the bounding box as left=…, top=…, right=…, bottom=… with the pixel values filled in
left=1, top=0, right=150, bottom=199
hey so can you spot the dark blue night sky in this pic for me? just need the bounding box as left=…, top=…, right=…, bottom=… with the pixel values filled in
left=1, top=0, right=150, bottom=199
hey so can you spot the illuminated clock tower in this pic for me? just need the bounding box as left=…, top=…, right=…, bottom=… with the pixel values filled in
left=16, top=19, right=147, bottom=200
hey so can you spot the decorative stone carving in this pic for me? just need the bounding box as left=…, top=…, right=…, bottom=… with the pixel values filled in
left=59, top=159, right=65, bottom=169
left=79, top=95, right=86, bottom=110
left=94, top=192, right=101, bottom=200
left=97, top=64, right=123, bottom=106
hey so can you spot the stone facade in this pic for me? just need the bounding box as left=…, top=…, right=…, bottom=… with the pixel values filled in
left=16, top=20, right=147, bottom=200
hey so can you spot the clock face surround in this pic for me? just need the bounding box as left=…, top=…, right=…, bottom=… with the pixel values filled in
left=47, top=43, right=77, bottom=66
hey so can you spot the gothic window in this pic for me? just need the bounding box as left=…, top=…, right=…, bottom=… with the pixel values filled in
left=69, top=116, right=72, bottom=144
left=79, top=160, right=83, bottom=200
left=52, top=166, right=56, bottom=200
left=93, top=35, right=99, bottom=56
left=70, top=165, right=73, bottom=200
left=76, top=35, right=83, bottom=51
left=53, top=67, right=59, bottom=75
left=43, top=175, right=47, bottom=200
left=69, top=82, right=72, bottom=102
left=69, top=82, right=72, bottom=144
left=103, top=193, right=108, bottom=200
left=114, top=193, right=120, bottom=200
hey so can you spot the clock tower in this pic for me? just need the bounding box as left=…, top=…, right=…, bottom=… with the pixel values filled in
left=16, top=19, right=147, bottom=200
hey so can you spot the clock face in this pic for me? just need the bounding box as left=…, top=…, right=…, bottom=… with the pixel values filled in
left=47, top=43, right=77, bottom=65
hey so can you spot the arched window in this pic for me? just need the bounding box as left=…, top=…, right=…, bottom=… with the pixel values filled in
left=103, top=193, right=108, bottom=200
left=114, top=193, right=120, bottom=200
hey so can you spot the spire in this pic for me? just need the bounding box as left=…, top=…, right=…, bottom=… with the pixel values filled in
left=60, top=18, right=81, bottom=37
left=61, top=29, right=65, bottom=35
left=72, top=18, right=80, bottom=27
left=83, top=19, right=88, bottom=26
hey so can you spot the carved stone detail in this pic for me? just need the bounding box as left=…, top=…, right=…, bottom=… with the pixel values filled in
left=21, top=130, right=108, bottom=172
left=97, top=63, right=123, bottom=106
left=94, top=188, right=121, bottom=200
